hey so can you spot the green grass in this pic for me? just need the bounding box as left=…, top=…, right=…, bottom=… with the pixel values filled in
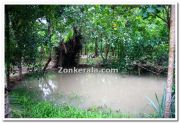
left=9, top=88, right=131, bottom=118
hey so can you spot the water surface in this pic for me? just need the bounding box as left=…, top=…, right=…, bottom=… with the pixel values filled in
left=19, top=72, right=166, bottom=115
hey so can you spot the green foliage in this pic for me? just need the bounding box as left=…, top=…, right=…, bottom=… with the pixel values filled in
left=5, top=5, right=173, bottom=119
left=145, top=92, right=166, bottom=118
left=9, top=88, right=131, bottom=118
left=145, top=89, right=175, bottom=118
left=5, top=5, right=170, bottom=75
left=63, top=28, right=74, bottom=43
left=152, top=44, right=169, bottom=65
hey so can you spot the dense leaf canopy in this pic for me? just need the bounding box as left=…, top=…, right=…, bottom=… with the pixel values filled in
left=5, top=5, right=170, bottom=72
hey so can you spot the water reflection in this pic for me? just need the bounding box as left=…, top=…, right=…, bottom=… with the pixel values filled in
left=38, top=77, right=57, bottom=98
left=48, top=80, right=56, bottom=90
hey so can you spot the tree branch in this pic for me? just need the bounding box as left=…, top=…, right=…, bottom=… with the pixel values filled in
left=155, top=14, right=168, bottom=24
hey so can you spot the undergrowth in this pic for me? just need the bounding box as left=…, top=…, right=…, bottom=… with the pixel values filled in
left=9, top=88, right=131, bottom=118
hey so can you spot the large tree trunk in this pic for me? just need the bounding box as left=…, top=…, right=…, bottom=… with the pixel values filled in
left=164, top=5, right=175, bottom=118
left=53, top=28, right=82, bottom=69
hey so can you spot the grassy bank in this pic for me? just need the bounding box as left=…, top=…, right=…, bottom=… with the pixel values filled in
left=9, top=88, right=131, bottom=118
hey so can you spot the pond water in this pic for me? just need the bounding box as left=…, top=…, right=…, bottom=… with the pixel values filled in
left=18, top=72, right=166, bottom=115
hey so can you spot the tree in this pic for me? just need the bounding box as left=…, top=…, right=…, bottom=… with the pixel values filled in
left=42, top=18, right=52, bottom=71
left=164, top=5, right=175, bottom=118
left=5, top=6, right=10, bottom=83
left=5, top=5, right=42, bottom=79
left=5, top=5, right=11, bottom=118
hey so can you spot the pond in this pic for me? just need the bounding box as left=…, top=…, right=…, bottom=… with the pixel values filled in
left=17, top=72, right=166, bottom=116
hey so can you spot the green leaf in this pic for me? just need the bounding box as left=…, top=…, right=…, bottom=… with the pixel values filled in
left=145, top=96, right=158, bottom=112
left=147, top=7, right=156, bottom=13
